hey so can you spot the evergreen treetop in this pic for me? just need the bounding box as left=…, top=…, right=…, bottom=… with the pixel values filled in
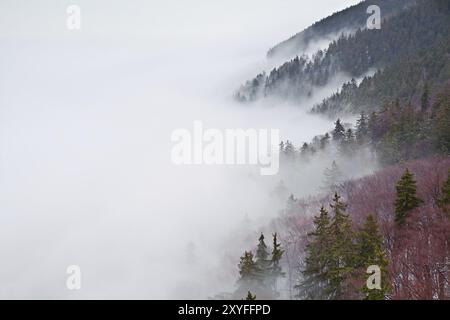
left=394, top=169, right=423, bottom=225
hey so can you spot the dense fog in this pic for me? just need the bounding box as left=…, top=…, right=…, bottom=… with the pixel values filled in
left=0, top=0, right=362, bottom=298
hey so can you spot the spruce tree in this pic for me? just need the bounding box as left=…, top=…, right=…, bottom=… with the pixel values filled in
left=333, top=119, right=346, bottom=142
left=394, top=169, right=423, bottom=225
left=356, top=214, right=389, bottom=300
left=238, top=251, right=262, bottom=293
left=299, top=206, right=332, bottom=299
left=267, top=233, right=285, bottom=298
left=255, top=234, right=270, bottom=279
left=355, top=112, right=368, bottom=145
left=328, top=193, right=356, bottom=300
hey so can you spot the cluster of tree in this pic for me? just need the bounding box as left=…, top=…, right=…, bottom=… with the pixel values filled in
left=235, top=233, right=285, bottom=299
left=299, top=81, right=450, bottom=166
left=235, top=0, right=449, bottom=104
left=297, top=193, right=388, bottom=300
left=278, top=157, right=450, bottom=299
left=357, top=84, right=450, bottom=165
left=278, top=115, right=369, bottom=165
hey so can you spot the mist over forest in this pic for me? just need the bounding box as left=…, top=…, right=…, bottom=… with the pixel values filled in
left=1, top=0, right=450, bottom=300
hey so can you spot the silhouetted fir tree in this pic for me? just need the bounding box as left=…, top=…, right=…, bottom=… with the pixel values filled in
left=356, top=214, right=389, bottom=300
left=299, top=206, right=332, bottom=299
left=269, top=233, right=285, bottom=297
left=333, top=119, right=346, bottom=142
left=355, top=112, right=368, bottom=145
left=394, top=169, right=423, bottom=225
left=328, top=193, right=356, bottom=300
left=255, top=234, right=270, bottom=278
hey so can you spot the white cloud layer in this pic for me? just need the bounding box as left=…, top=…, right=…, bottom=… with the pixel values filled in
left=0, top=0, right=360, bottom=298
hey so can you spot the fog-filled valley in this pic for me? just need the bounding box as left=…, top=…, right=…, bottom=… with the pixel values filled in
left=1, top=0, right=450, bottom=300
left=0, top=0, right=366, bottom=299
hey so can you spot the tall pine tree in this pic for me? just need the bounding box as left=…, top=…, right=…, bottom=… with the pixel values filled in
left=299, top=206, right=332, bottom=299
left=394, top=169, right=423, bottom=225
left=237, top=251, right=262, bottom=296
left=255, top=234, right=270, bottom=279
left=328, top=193, right=356, bottom=300
left=356, top=214, right=389, bottom=300
left=355, top=112, right=368, bottom=145
left=269, top=233, right=285, bottom=298
left=333, top=119, right=346, bottom=142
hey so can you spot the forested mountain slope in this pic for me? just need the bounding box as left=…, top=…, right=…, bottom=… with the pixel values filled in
left=267, top=0, right=414, bottom=60
left=235, top=0, right=449, bottom=110
left=230, top=0, right=450, bottom=302
left=312, top=38, right=450, bottom=116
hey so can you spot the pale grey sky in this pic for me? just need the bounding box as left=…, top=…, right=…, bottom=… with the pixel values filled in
left=0, top=0, right=360, bottom=45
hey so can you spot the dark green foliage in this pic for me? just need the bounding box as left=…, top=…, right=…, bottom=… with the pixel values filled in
left=238, top=251, right=261, bottom=284
left=298, top=206, right=332, bottom=299
left=299, top=194, right=357, bottom=300
left=356, top=214, right=389, bottom=300
left=236, top=234, right=285, bottom=299
left=328, top=193, right=355, bottom=299
left=394, top=169, right=423, bottom=225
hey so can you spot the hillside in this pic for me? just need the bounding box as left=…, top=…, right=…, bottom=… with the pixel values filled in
left=267, top=0, right=414, bottom=60
left=271, top=156, right=450, bottom=299
left=235, top=0, right=449, bottom=110
left=230, top=0, right=450, bottom=301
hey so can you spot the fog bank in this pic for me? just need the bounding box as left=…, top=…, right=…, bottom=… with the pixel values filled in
left=0, top=0, right=360, bottom=299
